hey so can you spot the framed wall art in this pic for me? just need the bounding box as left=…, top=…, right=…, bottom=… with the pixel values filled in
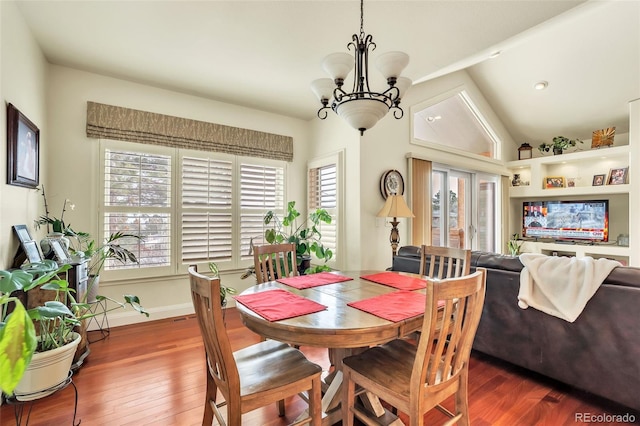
left=7, top=103, right=40, bottom=188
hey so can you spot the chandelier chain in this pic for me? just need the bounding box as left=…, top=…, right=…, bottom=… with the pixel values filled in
left=359, top=0, right=365, bottom=39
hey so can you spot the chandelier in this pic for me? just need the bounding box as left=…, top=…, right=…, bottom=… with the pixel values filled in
left=311, top=0, right=411, bottom=135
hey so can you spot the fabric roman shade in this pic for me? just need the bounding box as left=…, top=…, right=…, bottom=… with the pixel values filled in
left=86, top=101, right=294, bottom=162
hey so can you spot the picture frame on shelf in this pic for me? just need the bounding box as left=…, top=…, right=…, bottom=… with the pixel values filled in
left=12, top=224, right=33, bottom=246
left=592, top=174, right=605, bottom=186
left=49, top=238, right=70, bottom=264
left=22, top=240, right=43, bottom=263
left=544, top=176, right=565, bottom=189
left=7, top=103, right=40, bottom=189
left=11, top=224, right=43, bottom=266
left=607, top=167, right=628, bottom=185
left=566, top=178, right=576, bottom=188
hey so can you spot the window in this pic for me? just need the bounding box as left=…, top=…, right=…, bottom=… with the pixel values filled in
left=239, top=162, right=285, bottom=258
left=412, top=89, right=500, bottom=159
left=430, top=165, right=500, bottom=252
left=101, top=140, right=286, bottom=278
left=103, top=147, right=172, bottom=274
left=181, top=155, right=233, bottom=264
left=308, top=151, right=343, bottom=268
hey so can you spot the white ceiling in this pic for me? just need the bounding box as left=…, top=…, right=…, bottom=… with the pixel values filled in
left=14, top=0, right=640, bottom=145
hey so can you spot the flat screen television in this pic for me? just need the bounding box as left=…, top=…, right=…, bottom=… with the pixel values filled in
left=522, top=200, right=609, bottom=242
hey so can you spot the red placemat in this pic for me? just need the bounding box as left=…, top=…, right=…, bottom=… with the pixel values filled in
left=234, top=289, right=327, bottom=321
left=360, top=271, right=427, bottom=291
left=348, top=291, right=427, bottom=322
left=277, top=272, right=353, bottom=289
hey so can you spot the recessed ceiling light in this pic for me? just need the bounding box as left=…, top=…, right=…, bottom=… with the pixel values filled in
left=426, top=115, right=442, bottom=122
left=534, top=81, right=548, bottom=90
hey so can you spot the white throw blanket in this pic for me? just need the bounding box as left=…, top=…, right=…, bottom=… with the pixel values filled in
left=518, top=253, right=620, bottom=322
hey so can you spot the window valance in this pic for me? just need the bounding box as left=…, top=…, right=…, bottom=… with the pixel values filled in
left=86, top=101, right=293, bottom=162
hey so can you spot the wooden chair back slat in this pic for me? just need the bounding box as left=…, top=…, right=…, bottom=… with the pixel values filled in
left=419, top=245, right=471, bottom=279
left=253, top=243, right=298, bottom=283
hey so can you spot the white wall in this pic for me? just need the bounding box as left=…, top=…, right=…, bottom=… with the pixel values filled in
left=0, top=1, right=49, bottom=267
left=41, top=65, right=313, bottom=326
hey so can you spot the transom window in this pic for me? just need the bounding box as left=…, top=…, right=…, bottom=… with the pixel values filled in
left=412, top=89, right=500, bottom=159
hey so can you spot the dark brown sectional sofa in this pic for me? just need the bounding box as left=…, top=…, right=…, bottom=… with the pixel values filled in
left=390, top=246, right=640, bottom=412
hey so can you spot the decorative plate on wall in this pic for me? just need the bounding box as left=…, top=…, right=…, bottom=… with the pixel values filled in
left=380, top=169, right=404, bottom=199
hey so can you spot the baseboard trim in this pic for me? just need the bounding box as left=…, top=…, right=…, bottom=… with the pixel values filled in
left=87, top=302, right=195, bottom=330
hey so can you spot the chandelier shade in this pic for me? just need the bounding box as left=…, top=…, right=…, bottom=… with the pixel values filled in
left=335, top=97, right=390, bottom=135
left=375, top=51, right=410, bottom=80
left=312, top=0, right=411, bottom=135
left=322, top=53, right=354, bottom=81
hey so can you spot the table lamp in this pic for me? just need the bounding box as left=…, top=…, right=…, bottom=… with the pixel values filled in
left=377, top=194, right=415, bottom=257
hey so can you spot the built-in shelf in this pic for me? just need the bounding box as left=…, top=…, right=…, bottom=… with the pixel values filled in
left=506, top=119, right=638, bottom=265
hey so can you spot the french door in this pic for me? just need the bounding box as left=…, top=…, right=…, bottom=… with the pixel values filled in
left=431, top=166, right=498, bottom=251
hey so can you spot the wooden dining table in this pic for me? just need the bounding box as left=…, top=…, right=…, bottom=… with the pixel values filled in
left=235, top=270, right=427, bottom=425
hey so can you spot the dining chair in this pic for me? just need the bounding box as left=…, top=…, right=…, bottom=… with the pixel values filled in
left=253, top=243, right=299, bottom=284
left=341, top=268, right=487, bottom=426
left=419, top=245, right=471, bottom=279
left=188, top=266, right=322, bottom=425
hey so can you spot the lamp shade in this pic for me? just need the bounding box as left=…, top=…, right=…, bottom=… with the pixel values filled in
left=311, top=78, right=334, bottom=102
left=394, top=76, right=412, bottom=99
left=322, top=52, right=354, bottom=81
left=334, top=97, right=389, bottom=134
left=375, top=51, right=410, bottom=79
left=377, top=194, right=414, bottom=218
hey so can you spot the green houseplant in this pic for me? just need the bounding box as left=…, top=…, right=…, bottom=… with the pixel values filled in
left=263, top=201, right=333, bottom=274
left=33, top=186, right=142, bottom=302
left=66, top=230, right=142, bottom=302
left=538, top=136, right=583, bottom=155
left=0, top=260, right=147, bottom=397
left=508, top=234, right=524, bottom=256
left=207, top=262, right=237, bottom=306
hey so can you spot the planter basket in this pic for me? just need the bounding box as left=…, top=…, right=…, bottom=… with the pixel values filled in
left=13, top=332, right=81, bottom=401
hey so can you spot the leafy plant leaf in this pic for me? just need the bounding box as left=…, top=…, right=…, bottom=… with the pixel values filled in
left=0, top=301, right=36, bottom=395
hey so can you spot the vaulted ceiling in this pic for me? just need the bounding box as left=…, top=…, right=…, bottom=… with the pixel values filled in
left=14, top=0, right=640, bottom=145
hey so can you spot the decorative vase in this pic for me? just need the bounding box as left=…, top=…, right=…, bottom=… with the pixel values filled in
left=14, top=332, right=81, bottom=401
left=297, top=256, right=312, bottom=275
left=553, top=147, right=563, bottom=155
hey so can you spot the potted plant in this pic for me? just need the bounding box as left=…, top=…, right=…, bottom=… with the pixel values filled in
left=207, top=262, right=237, bottom=307
left=538, top=136, right=583, bottom=155
left=33, top=186, right=142, bottom=303
left=0, top=260, right=147, bottom=400
left=263, top=201, right=333, bottom=274
left=508, top=233, right=524, bottom=256
left=65, top=230, right=141, bottom=303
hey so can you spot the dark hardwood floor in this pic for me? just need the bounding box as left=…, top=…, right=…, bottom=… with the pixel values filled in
left=1, top=309, right=637, bottom=425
